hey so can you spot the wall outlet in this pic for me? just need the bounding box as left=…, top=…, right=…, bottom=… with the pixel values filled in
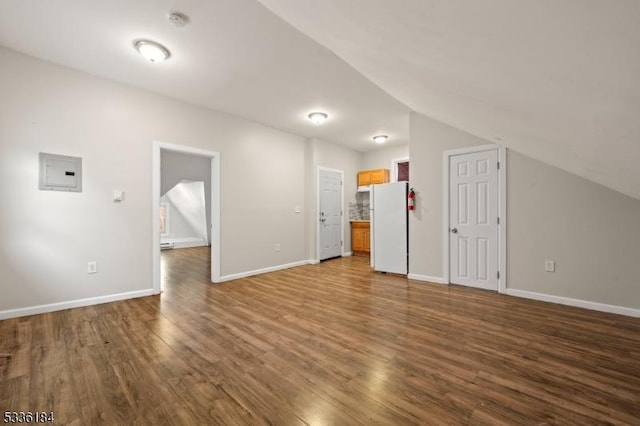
left=294, top=206, right=301, bottom=213
left=88, top=261, right=98, bottom=274
left=544, top=260, right=555, bottom=272
left=275, top=244, right=281, bottom=252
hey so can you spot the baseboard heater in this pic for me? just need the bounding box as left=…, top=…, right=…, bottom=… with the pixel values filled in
left=160, top=242, right=175, bottom=250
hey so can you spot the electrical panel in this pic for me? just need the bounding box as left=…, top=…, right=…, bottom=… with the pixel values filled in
left=39, top=152, right=82, bottom=192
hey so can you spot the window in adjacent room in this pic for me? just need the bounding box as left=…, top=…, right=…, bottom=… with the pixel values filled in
left=159, top=203, right=170, bottom=236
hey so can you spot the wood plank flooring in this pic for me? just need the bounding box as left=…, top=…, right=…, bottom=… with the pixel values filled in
left=1, top=246, right=640, bottom=425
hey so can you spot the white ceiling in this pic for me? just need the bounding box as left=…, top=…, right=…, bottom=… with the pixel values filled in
left=257, top=0, right=640, bottom=200
left=0, top=0, right=410, bottom=152
left=1, top=1, right=639, bottom=198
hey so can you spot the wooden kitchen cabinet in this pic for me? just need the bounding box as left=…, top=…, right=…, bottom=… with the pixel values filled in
left=357, top=172, right=371, bottom=186
left=351, top=221, right=370, bottom=253
left=357, top=169, right=390, bottom=186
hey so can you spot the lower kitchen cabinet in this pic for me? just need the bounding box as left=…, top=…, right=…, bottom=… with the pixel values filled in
left=351, top=221, right=370, bottom=253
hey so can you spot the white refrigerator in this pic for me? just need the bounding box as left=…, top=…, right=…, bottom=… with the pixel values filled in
left=370, top=182, right=408, bottom=274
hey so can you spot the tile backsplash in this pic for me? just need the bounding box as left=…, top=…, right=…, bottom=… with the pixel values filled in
left=349, top=192, right=370, bottom=220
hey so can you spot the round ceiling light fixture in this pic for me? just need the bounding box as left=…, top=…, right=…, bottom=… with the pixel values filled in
left=134, top=39, right=171, bottom=63
left=373, top=135, right=388, bottom=144
left=308, top=112, right=328, bottom=125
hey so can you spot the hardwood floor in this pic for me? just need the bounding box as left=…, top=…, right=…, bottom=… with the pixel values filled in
left=1, top=247, right=640, bottom=425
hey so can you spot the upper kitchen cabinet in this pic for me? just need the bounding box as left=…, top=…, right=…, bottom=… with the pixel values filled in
left=357, top=169, right=390, bottom=187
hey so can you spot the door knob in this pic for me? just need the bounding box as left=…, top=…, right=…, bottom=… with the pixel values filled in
left=450, top=228, right=458, bottom=233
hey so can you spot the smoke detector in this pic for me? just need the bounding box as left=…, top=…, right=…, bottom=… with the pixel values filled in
left=168, top=12, right=189, bottom=27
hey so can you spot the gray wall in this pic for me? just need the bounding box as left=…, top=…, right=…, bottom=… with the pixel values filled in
left=508, top=150, right=640, bottom=308
left=0, top=47, right=305, bottom=314
left=409, top=112, right=640, bottom=310
left=161, top=150, right=212, bottom=243
left=361, top=144, right=409, bottom=172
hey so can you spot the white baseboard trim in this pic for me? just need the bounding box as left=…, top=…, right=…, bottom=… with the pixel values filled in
left=342, top=251, right=353, bottom=257
left=161, top=237, right=208, bottom=249
left=308, top=259, right=320, bottom=265
left=172, top=242, right=208, bottom=249
left=506, top=288, right=640, bottom=318
left=218, top=260, right=314, bottom=283
left=407, top=274, right=448, bottom=285
left=0, top=289, right=157, bottom=320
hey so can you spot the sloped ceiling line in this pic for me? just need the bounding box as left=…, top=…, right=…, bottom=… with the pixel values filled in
left=256, top=0, right=640, bottom=200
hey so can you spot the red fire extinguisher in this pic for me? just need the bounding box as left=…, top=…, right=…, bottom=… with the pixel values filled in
left=408, top=188, right=415, bottom=211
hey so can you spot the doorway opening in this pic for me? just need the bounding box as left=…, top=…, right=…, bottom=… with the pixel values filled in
left=443, top=144, right=506, bottom=293
left=152, top=141, right=221, bottom=293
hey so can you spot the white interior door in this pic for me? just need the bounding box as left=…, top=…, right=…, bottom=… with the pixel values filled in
left=449, top=149, right=499, bottom=290
left=319, top=169, right=342, bottom=260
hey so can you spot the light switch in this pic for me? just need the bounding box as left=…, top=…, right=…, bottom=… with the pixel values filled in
left=112, top=190, right=124, bottom=202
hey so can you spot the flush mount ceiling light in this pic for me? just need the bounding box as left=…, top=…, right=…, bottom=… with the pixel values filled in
left=134, top=39, right=170, bottom=63
left=308, top=112, right=328, bottom=125
left=373, top=135, right=388, bottom=144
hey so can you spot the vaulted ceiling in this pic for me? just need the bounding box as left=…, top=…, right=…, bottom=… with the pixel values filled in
left=1, top=1, right=638, bottom=198
left=0, top=0, right=410, bottom=152
left=256, top=0, right=640, bottom=199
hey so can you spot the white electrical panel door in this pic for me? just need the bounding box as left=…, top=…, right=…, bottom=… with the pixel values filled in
left=39, top=153, right=82, bottom=192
